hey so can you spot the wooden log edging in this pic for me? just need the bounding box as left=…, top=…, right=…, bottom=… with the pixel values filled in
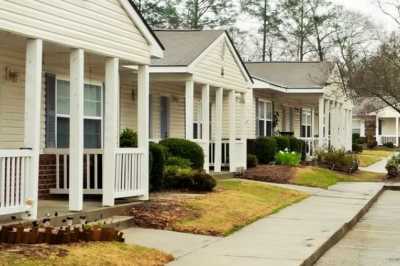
left=0, top=218, right=125, bottom=245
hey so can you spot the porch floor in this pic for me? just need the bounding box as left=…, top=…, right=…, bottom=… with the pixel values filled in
left=38, top=200, right=103, bottom=219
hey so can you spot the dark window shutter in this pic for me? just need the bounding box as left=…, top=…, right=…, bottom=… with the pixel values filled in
left=272, top=101, right=275, bottom=136
left=45, top=73, right=56, bottom=148
left=255, top=98, right=259, bottom=137
left=149, top=94, right=152, bottom=139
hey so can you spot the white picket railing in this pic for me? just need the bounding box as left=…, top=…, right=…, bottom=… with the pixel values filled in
left=0, top=150, right=32, bottom=215
left=209, top=140, right=230, bottom=168
left=48, top=149, right=103, bottom=195
left=378, top=135, right=398, bottom=146
left=114, top=148, right=145, bottom=198
left=230, top=140, right=247, bottom=170
left=299, top=137, right=319, bottom=156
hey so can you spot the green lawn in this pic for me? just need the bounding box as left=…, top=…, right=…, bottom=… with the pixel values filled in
left=291, top=167, right=385, bottom=189
left=172, top=179, right=308, bottom=236
left=0, top=242, right=173, bottom=266
left=358, top=149, right=394, bottom=167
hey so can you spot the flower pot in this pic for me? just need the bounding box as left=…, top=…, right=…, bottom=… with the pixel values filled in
left=90, top=229, right=102, bottom=242
left=101, top=228, right=116, bottom=241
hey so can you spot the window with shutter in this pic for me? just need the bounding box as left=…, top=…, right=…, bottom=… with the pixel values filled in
left=45, top=73, right=56, bottom=148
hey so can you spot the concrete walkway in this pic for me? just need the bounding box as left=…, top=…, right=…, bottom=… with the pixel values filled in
left=124, top=182, right=384, bottom=266
left=359, top=158, right=390, bottom=174
left=316, top=190, right=400, bottom=266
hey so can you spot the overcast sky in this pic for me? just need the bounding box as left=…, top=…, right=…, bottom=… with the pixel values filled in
left=331, top=0, right=397, bottom=30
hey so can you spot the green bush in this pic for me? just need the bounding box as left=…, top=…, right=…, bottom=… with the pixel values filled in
left=386, top=154, right=400, bottom=178
left=247, top=154, right=258, bottom=168
left=358, top=137, right=367, bottom=144
left=159, top=138, right=204, bottom=169
left=273, top=136, right=290, bottom=152
left=275, top=150, right=301, bottom=166
left=317, top=149, right=358, bottom=173
left=352, top=133, right=360, bottom=145
left=164, top=167, right=216, bottom=192
left=384, top=142, right=395, bottom=148
left=352, top=143, right=363, bottom=154
left=120, top=128, right=137, bottom=148
left=149, top=143, right=167, bottom=191
left=165, top=156, right=192, bottom=168
left=289, top=137, right=306, bottom=161
left=255, top=137, right=277, bottom=164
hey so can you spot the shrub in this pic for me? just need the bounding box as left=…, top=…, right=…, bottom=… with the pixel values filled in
left=358, top=137, right=367, bottom=144
left=166, top=156, right=192, bottom=168
left=386, top=159, right=399, bottom=178
left=273, top=136, right=290, bottom=152
left=289, top=137, right=306, bottom=161
left=352, top=143, right=363, bottom=154
left=386, top=154, right=400, bottom=178
left=149, top=143, right=167, bottom=191
left=247, top=139, right=256, bottom=155
left=164, top=167, right=216, bottom=192
left=247, top=154, right=258, bottom=168
left=159, top=138, right=204, bottom=169
left=275, top=150, right=301, bottom=166
left=352, top=133, right=361, bottom=145
left=367, top=140, right=378, bottom=149
left=255, top=137, right=277, bottom=164
left=384, top=142, right=395, bottom=148
left=120, top=128, right=137, bottom=148
left=317, top=149, right=358, bottom=173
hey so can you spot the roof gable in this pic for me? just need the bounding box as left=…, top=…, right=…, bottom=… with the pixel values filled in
left=246, top=62, right=333, bottom=89
left=151, top=30, right=224, bottom=66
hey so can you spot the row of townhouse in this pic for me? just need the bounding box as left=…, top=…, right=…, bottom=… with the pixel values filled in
left=0, top=0, right=352, bottom=219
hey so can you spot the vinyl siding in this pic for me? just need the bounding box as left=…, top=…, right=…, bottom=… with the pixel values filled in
left=192, top=36, right=249, bottom=92
left=0, top=0, right=151, bottom=64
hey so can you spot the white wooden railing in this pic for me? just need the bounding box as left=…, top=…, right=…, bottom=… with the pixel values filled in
left=299, top=137, right=319, bottom=157
left=47, top=149, right=103, bottom=195
left=114, top=148, right=145, bottom=198
left=0, top=150, right=32, bottom=215
left=378, top=135, right=398, bottom=146
left=209, top=140, right=230, bottom=168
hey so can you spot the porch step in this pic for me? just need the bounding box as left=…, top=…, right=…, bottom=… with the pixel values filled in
left=89, top=216, right=135, bottom=230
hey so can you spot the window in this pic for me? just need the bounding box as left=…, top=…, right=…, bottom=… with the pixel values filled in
left=257, top=100, right=273, bottom=137
left=55, top=80, right=103, bottom=149
left=193, top=99, right=203, bottom=139
left=301, top=109, right=312, bottom=138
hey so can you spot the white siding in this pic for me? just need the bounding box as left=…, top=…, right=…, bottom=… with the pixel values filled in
left=0, top=0, right=151, bottom=64
left=192, top=36, right=249, bottom=92
left=382, top=118, right=396, bottom=135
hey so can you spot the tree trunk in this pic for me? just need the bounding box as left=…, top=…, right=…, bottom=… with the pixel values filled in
left=262, top=0, right=268, bottom=62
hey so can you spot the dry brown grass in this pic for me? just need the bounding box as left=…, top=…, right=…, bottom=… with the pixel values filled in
left=0, top=242, right=174, bottom=266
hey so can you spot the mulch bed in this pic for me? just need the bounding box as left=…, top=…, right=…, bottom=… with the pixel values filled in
left=242, top=165, right=297, bottom=184
left=130, top=199, right=199, bottom=230
left=0, top=243, right=69, bottom=259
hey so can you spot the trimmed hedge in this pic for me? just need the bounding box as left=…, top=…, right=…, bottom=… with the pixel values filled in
left=255, top=137, right=277, bottom=164
left=120, top=128, right=137, bottom=148
left=166, top=156, right=192, bottom=168
left=289, top=137, right=306, bottom=161
left=273, top=136, right=290, bottom=152
left=384, top=142, right=395, bottom=148
left=317, top=149, right=358, bottom=173
left=247, top=154, right=258, bottom=168
left=164, top=167, right=216, bottom=192
left=160, top=138, right=204, bottom=169
left=149, top=143, right=167, bottom=191
left=352, top=143, right=363, bottom=153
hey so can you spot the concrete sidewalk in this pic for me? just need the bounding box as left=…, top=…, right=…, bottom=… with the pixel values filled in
left=124, top=182, right=384, bottom=266
left=170, top=182, right=384, bottom=266
left=359, top=158, right=389, bottom=173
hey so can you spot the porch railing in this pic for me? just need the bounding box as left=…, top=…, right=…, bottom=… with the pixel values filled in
left=48, top=149, right=103, bottom=195
left=209, top=140, right=246, bottom=170
left=299, top=137, right=319, bottom=157
left=209, top=140, right=230, bottom=168
left=0, top=150, right=32, bottom=215
left=378, top=135, right=399, bottom=146
left=114, top=148, right=145, bottom=198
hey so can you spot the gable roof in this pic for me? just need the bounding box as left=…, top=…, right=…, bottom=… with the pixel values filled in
left=245, top=62, right=333, bottom=89
left=151, top=30, right=225, bottom=66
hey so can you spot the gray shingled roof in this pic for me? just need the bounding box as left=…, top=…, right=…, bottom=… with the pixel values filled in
left=151, top=30, right=225, bottom=66
left=245, top=62, right=333, bottom=89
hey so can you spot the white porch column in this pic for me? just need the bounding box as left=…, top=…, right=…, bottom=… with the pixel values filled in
left=103, top=58, right=120, bottom=207
left=185, top=78, right=194, bottom=140
left=138, top=65, right=150, bottom=200
left=228, top=90, right=236, bottom=172
left=318, top=96, right=324, bottom=149
left=396, top=117, right=399, bottom=147
left=202, top=84, right=210, bottom=173
left=214, top=88, right=223, bottom=172
left=376, top=115, right=380, bottom=145
left=24, top=39, right=43, bottom=219
left=69, top=49, right=84, bottom=211
left=349, top=109, right=353, bottom=151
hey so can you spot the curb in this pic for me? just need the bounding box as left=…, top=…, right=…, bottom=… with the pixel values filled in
left=300, top=185, right=386, bottom=266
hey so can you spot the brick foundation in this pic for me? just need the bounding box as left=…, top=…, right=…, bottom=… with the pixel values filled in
left=38, top=154, right=57, bottom=199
